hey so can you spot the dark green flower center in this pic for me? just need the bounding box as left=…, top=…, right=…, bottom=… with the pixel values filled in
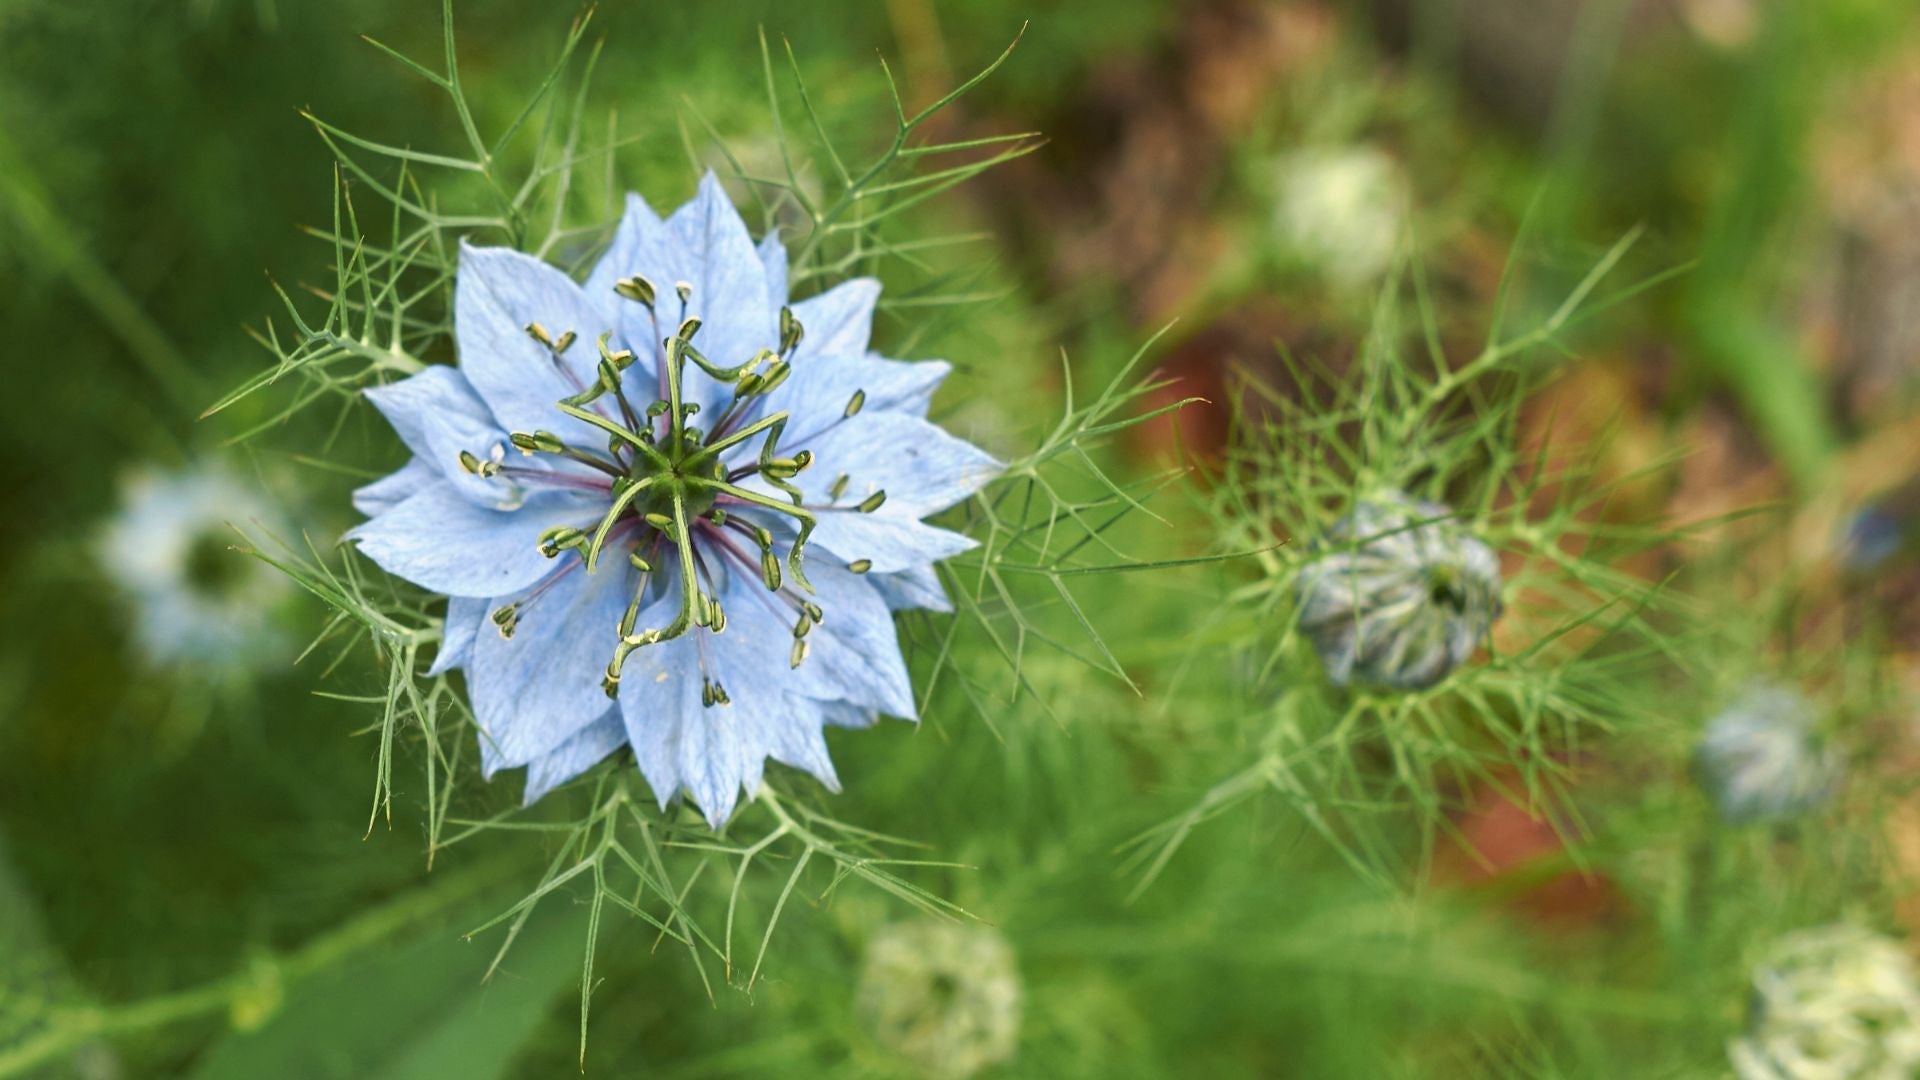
left=1427, top=564, right=1466, bottom=613
left=184, top=530, right=247, bottom=599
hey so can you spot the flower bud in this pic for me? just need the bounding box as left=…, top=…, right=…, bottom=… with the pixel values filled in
left=1730, top=925, right=1920, bottom=1079
left=857, top=921, right=1021, bottom=1080
left=1695, top=684, right=1841, bottom=825
left=1294, top=490, right=1501, bottom=690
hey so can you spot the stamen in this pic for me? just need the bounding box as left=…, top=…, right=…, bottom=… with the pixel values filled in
left=857, top=490, right=888, bottom=513
left=457, top=450, right=499, bottom=478
left=538, top=525, right=587, bottom=559
left=848, top=559, right=872, bottom=574
left=490, top=603, right=520, bottom=639
left=844, top=389, right=865, bottom=418
left=614, top=274, right=656, bottom=308
left=779, top=306, right=803, bottom=355
left=701, top=480, right=817, bottom=592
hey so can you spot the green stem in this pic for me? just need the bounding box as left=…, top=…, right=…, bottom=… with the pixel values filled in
left=584, top=477, right=656, bottom=573
left=0, top=859, right=519, bottom=1079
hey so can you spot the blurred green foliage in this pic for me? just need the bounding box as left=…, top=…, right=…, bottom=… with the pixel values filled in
left=5, top=0, right=1920, bottom=1076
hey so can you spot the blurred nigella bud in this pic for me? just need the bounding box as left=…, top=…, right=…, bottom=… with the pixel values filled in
left=857, top=921, right=1021, bottom=1079
left=1294, top=491, right=1502, bottom=690
left=1837, top=476, right=1920, bottom=574
left=98, top=462, right=292, bottom=669
left=1271, top=146, right=1406, bottom=288
left=1840, top=505, right=1904, bottom=574
left=1729, top=925, right=1920, bottom=1079
left=1694, top=684, right=1841, bottom=826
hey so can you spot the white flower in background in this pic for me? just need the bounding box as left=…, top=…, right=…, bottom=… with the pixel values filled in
left=99, top=463, right=290, bottom=667
left=1731, top=925, right=1920, bottom=1079
left=1272, top=145, right=1406, bottom=288
left=1695, top=684, right=1842, bottom=825
left=857, top=921, right=1021, bottom=1079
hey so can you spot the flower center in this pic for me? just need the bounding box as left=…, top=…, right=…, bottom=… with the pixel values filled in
left=1426, top=564, right=1466, bottom=613
left=471, top=278, right=886, bottom=705
left=184, top=529, right=248, bottom=599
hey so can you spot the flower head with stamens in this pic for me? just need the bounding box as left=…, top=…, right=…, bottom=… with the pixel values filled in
left=347, top=173, right=1000, bottom=825
left=1294, top=490, right=1503, bottom=690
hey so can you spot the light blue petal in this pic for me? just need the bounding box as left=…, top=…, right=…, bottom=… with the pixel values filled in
left=819, top=700, right=881, bottom=730
left=758, top=228, right=789, bottom=312
left=782, top=411, right=1000, bottom=518
left=455, top=243, right=616, bottom=442
left=615, top=618, right=746, bottom=826
left=352, top=457, right=438, bottom=516
left=584, top=193, right=664, bottom=311
left=428, top=596, right=489, bottom=677
left=614, top=572, right=849, bottom=824
left=798, top=559, right=916, bottom=718
left=614, top=592, right=699, bottom=806
left=582, top=193, right=666, bottom=383
left=603, top=173, right=774, bottom=415
left=469, top=561, right=634, bottom=776
left=804, top=511, right=979, bottom=575
left=754, top=354, right=951, bottom=435
left=722, top=559, right=915, bottom=719
left=365, top=364, right=523, bottom=506
left=790, top=278, right=880, bottom=359
left=764, top=704, right=840, bottom=792
left=870, top=564, right=952, bottom=613
left=363, top=364, right=493, bottom=454
left=347, top=481, right=600, bottom=598
left=671, top=173, right=776, bottom=411
left=521, top=709, right=626, bottom=804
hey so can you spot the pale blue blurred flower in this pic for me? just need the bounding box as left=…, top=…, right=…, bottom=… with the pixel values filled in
left=1294, top=491, right=1502, bottom=690
left=99, top=463, right=289, bottom=668
left=858, top=921, right=1021, bottom=1079
left=1730, top=925, right=1920, bottom=1079
left=348, top=173, right=1000, bottom=825
left=1695, top=684, right=1841, bottom=825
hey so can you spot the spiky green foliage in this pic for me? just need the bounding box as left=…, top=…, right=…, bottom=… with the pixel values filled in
left=1123, top=232, right=1715, bottom=892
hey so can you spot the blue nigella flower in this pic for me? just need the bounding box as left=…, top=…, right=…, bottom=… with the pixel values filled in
left=100, top=462, right=290, bottom=668
left=347, top=174, right=1000, bottom=825
left=1294, top=490, right=1503, bottom=690
left=1695, top=684, right=1841, bottom=825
